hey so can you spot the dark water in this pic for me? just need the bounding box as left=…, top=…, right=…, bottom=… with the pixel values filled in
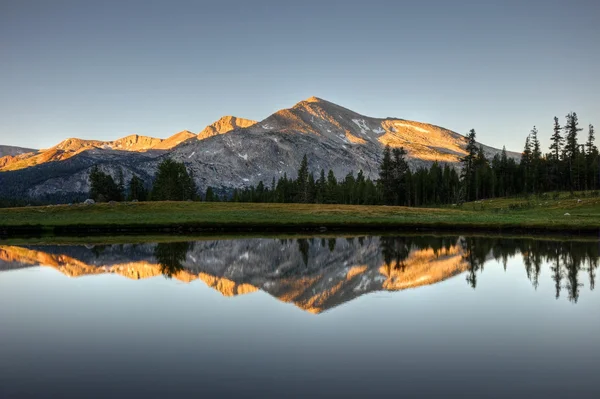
left=0, top=235, right=598, bottom=398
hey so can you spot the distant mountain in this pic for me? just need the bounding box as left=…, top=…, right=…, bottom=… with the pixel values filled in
left=0, top=145, right=37, bottom=169
left=0, top=97, right=520, bottom=200
left=0, top=145, right=36, bottom=158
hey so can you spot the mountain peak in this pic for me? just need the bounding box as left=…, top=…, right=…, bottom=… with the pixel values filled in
left=198, top=116, right=257, bottom=140
left=305, top=96, right=323, bottom=103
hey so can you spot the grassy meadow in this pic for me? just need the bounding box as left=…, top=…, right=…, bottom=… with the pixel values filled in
left=1, top=191, right=600, bottom=236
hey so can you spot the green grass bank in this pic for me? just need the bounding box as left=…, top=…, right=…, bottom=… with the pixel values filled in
left=1, top=194, right=599, bottom=237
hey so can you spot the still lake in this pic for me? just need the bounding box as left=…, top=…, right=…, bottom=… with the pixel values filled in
left=0, top=234, right=598, bottom=398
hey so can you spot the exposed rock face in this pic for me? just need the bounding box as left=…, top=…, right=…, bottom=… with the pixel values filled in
left=197, top=116, right=257, bottom=140
left=0, top=97, right=520, bottom=199
left=112, top=134, right=163, bottom=151
left=0, top=236, right=468, bottom=314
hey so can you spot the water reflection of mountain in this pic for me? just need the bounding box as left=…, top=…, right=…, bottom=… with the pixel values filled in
left=0, top=236, right=598, bottom=312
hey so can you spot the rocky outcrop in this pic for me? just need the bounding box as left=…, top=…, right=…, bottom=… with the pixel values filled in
left=197, top=116, right=257, bottom=140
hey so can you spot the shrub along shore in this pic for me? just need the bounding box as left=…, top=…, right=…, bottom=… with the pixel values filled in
left=1, top=196, right=599, bottom=237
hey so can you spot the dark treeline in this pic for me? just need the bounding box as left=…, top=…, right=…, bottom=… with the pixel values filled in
left=89, top=159, right=198, bottom=202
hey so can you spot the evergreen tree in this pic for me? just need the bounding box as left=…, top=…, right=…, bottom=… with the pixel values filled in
left=586, top=124, right=597, bottom=156
left=295, top=154, right=309, bottom=203
left=460, top=129, right=478, bottom=202
left=521, top=134, right=532, bottom=193
left=564, top=112, right=582, bottom=160
left=151, top=159, right=197, bottom=201
left=530, top=126, right=541, bottom=160
left=378, top=145, right=395, bottom=205
left=550, top=116, right=563, bottom=161
left=586, top=124, right=599, bottom=190
left=89, top=165, right=122, bottom=202
left=325, top=170, right=338, bottom=203
left=128, top=175, right=148, bottom=201
left=391, top=147, right=410, bottom=205
left=474, top=146, right=491, bottom=199
left=549, top=116, right=564, bottom=191
left=529, top=126, right=543, bottom=193
left=563, top=112, right=583, bottom=192
left=316, top=169, right=326, bottom=203
left=307, top=173, right=316, bottom=203
left=205, top=186, right=215, bottom=202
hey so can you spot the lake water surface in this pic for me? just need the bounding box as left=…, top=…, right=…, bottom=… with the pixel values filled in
left=0, top=235, right=599, bottom=398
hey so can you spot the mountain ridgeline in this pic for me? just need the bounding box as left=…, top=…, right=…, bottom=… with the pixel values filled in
left=0, top=97, right=518, bottom=204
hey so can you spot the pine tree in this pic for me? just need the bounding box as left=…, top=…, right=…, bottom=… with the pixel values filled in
left=586, top=124, right=599, bottom=190
left=563, top=112, right=583, bottom=192
left=378, top=145, right=395, bottom=205
left=128, top=175, right=148, bottom=201
left=205, top=186, right=215, bottom=202
left=88, top=165, right=122, bottom=202
left=325, top=170, right=338, bottom=203
left=151, top=159, right=197, bottom=201
left=564, top=112, right=582, bottom=160
left=295, top=154, right=309, bottom=203
left=549, top=116, right=563, bottom=160
left=586, top=124, right=597, bottom=156
left=549, top=117, right=564, bottom=191
left=521, top=134, right=532, bottom=193
left=316, top=169, right=326, bottom=203
left=530, top=126, right=541, bottom=160
left=460, top=129, right=478, bottom=202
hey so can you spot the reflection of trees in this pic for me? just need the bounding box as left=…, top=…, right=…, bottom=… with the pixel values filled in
left=550, top=248, right=563, bottom=300
left=154, top=242, right=190, bottom=279
left=454, top=235, right=599, bottom=303
left=381, top=237, right=411, bottom=274
left=91, top=245, right=107, bottom=258
left=589, top=255, right=597, bottom=291
left=328, top=238, right=336, bottom=252
left=459, top=237, right=493, bottom=289
left=297, top=239, right=309, bottom=266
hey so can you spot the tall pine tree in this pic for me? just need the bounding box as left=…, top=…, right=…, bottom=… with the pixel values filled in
left=460, top=129, right=478, bottom=202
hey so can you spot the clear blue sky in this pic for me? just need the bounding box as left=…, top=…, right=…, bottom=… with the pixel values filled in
left=1, top=0, right=598, bottom=152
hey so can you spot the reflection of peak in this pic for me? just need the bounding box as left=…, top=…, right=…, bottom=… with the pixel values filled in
left=0, top=245, right=260, bottom=294
left=198, top=273, right=258, bottom=296
left=0, top=237, right=469, bottom=314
